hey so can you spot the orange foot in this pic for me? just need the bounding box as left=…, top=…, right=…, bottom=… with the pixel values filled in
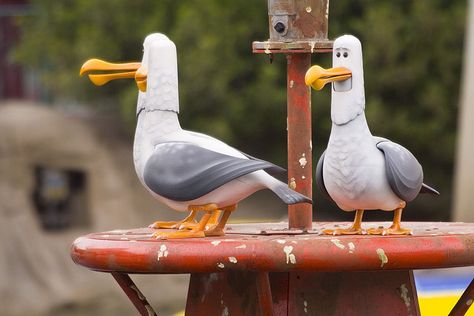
left=322, top=227, right=366, bottom=235
left=367, top=225, right=412, bottom=236
left=149, top=211, right=198, bottom=229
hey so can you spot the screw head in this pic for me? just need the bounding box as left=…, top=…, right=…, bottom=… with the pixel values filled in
left=274, top=22, right=286, bottom=34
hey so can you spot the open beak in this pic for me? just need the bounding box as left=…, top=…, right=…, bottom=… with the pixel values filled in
left=80, top=58, right=146, bottom=91
left=305, top=65, right=352, bottom=90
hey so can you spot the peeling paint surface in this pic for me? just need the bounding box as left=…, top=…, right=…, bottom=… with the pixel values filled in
left=217, top=262, right=225, bottom=269
left=348, top=242, right=355, bottom=253
left=290, top=80, right=294, bottom=88
left=283, top=245, right=297, bottom=264
left=330, top=238, right=346, bottom=250
left=276, top=239, right=286, bottom=244
left=235, top=244, right=247, bottom=249
left=289, top=178, right=297, bottom=190
left=304, top=300, right=308, bottom=313
left=211, top=240, right=221, bottom=246
left=467, top=299, right=473, bottom=306
left=376, top=248, right=388, bottom=267
left=145, top=305, right=155, bottom=316
left=131, top=285, right=146, bottom=300
left=298, top=153, right=308, bottom=168
left=228, top=256, right=237, bottom=263
left=157, top=244, right=169, bottom=261
left=399, top=284, right=411, bottom=310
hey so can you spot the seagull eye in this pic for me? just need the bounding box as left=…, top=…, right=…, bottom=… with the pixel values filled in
left=343, top=52, right=348, bottom=58
left=336, top=52, right=341, bottom=58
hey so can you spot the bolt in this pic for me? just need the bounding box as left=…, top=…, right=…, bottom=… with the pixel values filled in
left=274, top=22, right=286, bottom=33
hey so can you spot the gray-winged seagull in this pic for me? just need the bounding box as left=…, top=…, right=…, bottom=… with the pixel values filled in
left=305, top=35, right=438, bottom=236
left=80, top=33, right=311, bottom=239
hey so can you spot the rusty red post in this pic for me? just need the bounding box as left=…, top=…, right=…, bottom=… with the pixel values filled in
left=287, top=53, right=313, bottom=229
left=253, top=0, right=331, bottom=230
left=449, top=277, right=474, bottom=316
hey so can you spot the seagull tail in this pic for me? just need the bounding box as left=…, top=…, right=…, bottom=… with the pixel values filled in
left=270, top=182, right=312, bottom=205
left=420, top=183, right=440, bottom=196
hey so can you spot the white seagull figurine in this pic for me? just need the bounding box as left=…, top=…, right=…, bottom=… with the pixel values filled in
left=305, top=35, right=438, bottom=236
left=80, top=33, right=311, bottom=239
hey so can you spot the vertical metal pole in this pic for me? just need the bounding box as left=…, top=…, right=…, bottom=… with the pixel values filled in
left=287, top=53, right=313, bottom=230
left=449, top=277, right=474, bottom=316
left=256, top=272, right=274, bottom=316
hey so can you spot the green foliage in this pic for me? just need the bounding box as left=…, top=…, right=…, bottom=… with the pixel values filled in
left=14, top=0, right=466, bottom=218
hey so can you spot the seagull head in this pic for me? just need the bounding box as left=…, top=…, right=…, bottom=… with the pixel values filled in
left=80, top=33, right=179, bottom=112
left=305, top=35, right=366, bottom=125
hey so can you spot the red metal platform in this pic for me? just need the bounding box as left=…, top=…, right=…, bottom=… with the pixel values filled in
left=71, top=222, right=474, bottom=315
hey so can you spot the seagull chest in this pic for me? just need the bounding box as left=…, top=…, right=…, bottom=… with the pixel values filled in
left=323, top=134, right=401, bottom=211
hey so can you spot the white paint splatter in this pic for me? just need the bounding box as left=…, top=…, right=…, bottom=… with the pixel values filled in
left=290, top=80, right=294, bottom=88
left=304, top=300, right=308, bottom=313
left=157, top=244, right=169, bottom=261
left=211, top=240, right=221, bottom=246
left=222, top=305, right=229, bottom=316
left=130, top=285, right=145, bottom=300
left=228, top=257, right=238, bottom=264
left=217, top=262, right=225, bottom=269
left=348, top=242, right=355, bottom=253
left=309, top=140, right=312, bottom=149
left=376, top=248, right=388, bottom=267
left=276, top=239, right=286, bottom=244
left=467, top=299, right=473, bottom=306
left=264, top=43, right=271, bottom=55
left=330, top=239, right=346, bottom=250
left=305, top=6, right=312, bottom=13
left=399, top=284, right=411, bottom=309
left=283, top=245, right=297, bottom=264
left=299, top=154, right=308, bottom=168
left=120, top=237, right=128, bottom=240
left=301, top=175, right=306, bottom=180
left=235, top=244, right=247, bottom=249
left=145, top=304, right=155, bottom=316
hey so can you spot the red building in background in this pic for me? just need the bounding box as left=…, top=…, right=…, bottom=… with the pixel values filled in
left=0, top=0, right=33, bottom=99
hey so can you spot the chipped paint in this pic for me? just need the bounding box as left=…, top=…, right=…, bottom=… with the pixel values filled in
left=211, top=240, right=221, bottom=246
left=235, top=244, right=247, bottom=249
left=309, top=140, right=312, bottom=149
left=376, top=248, right=388, bottom=267
left=120, top=237, right=128, bottom=240
left=304, top=300, right=308, bottom=313
left=299, top=153, right=307, bottom=168
left=217, top=262, right=225, bottom=269
left=157, top=244, right=169, bottom=261
left=264, top=43, right=271, bottom=55
left=283, top=245, right=297, bottom=264
left=222, top=305, right=229, bottom=316
left=399, top=284, right=411, bottom=309
left=145, top=304, right=155, bottom=316
left=290, top=80, right=294, bottom=88
left=309, top=41, right=316, bottom=53
left=276, top=239, right=286, bottom=244
left=228, top=256, right=238, bottom=264
left=289, top=178, right=297, bottom=190
left=291, top=241, right=298, bottom=244
left=131, top=285, right=146, bottom=300
left=467, top=299, right=473, bottom=306
left=330, top=238, right=346, bottom=250
left=325, top=1, right=329, bottom=20
left=305, top=6, right=312, bottom=13
left=348, top=242, right=355, bottom=253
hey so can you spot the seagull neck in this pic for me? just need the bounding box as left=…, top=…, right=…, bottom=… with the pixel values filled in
left=140, top=109, right=182, bottom=134
left=329, top=112, right=372, bottom=139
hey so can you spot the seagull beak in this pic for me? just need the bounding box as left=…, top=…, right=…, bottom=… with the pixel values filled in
left=134, top=66, right=147, bottom=92
left=305, top=65, right=352, bottom=91
left=80, top=58, right=142, bottom=86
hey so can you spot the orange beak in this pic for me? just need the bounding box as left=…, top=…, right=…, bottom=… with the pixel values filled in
left=80, top=58, right=146, bottom=91
left=305, top=65, right=352, bottom=90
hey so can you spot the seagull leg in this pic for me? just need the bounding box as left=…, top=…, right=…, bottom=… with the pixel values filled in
left=204, top=210, right=222, bottom=230
left=148, top=210, right=198, bottom=229
left=322, top=209, right=366, bottom=235
left=205, top=204, right=237, bottom=237
left=367, top=202, right=411, bottom=235
left=152, top=204, right=217, bottom=239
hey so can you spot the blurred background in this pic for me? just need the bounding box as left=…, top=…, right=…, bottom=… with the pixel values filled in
left=0, top=0, right=472, bottom=315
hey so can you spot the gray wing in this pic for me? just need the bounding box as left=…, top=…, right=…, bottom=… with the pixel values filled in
left=240, top=151, right=286, bottom=176
left=315, top=150, right=334, bottom=203
left=144, top=142, right=278, bottom=201
left=376, top=140, right=423, bottom=202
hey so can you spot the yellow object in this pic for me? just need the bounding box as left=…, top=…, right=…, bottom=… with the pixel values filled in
left=79, top=58, right=145, bottom=90
left=304, top=65, right=352, bottom=90
left=418, top=292, right=473, bottom=316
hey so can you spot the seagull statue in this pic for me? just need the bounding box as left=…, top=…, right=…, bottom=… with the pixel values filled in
left=305, top=35, right=438, bottom=236
left=80, top=33, right=311, bottom=239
